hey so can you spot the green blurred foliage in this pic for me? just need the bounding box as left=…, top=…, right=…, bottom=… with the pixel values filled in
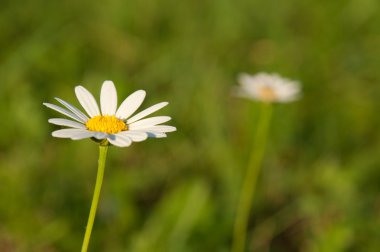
left=0, top=0, right=380, bottom=251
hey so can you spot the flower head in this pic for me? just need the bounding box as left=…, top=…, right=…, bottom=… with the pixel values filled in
left=44, top=81, right=176, bottom=147
left=235, top=72, right=301, bottom=103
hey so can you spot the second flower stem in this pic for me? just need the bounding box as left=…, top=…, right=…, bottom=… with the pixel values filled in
left=232, top=103, right=273, bottom=252
left=81, top=144, right=108, bottom=252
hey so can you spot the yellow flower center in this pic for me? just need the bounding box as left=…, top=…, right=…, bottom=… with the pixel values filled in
left=259, top=86, right=277, bottom=101
left=85, top=115, right=127, bottom=134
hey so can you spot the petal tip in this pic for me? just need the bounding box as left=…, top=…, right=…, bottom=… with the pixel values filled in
left=74, top=85, right=86, bottom=93
left=136, top=90, right=146, bottom=96
left=103, top=80, right=115, bottom=86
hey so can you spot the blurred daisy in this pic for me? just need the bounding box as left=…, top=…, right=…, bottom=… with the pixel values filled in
left=232, top=72, right=301, bottom=252
left=236, top=72, right=301, bottom=103
left=44, top=80, right=176, bottom=147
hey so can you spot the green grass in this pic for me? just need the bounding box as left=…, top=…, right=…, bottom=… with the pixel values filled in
left=1, top=0, right=380, bottom=251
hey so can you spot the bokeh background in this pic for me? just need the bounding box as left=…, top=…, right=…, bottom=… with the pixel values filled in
left=1, top=0, right=380, bottom=251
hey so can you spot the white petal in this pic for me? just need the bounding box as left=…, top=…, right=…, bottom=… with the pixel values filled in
left=48, top=118, right=86, bottom=129
left=146, top=131, right=167, bottom=138
left=52, top=129, right=95, bottom=140
left=238, top=73, right=254, bottom=86
left=140, top=125, right=176, bottom=133
left=55, top=98, right=89, bottom=122
left=115, top=90, right=146, bottom=119
left=126, top=102, right=168, bottom=124
left=117, top=131, right=148, bottom=142
left=43, top=103, right=85, bottom=123
left=92, top=132, right=108, bottom=140
left=128, top=116, right=171, bottom=130
left=107, top=134, right=132, bottom=147
left=75, top=86, right=100, bottom=118
left=100, top=80, right=118, bottom=115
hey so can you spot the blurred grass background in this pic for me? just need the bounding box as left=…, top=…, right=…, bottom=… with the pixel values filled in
left=1, top=0, right=380, bottom=251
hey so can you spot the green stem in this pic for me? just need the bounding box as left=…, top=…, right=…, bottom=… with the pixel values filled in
left=232, top=103, right=273, bottom=252
left=81, top=144, right=108, bottom=252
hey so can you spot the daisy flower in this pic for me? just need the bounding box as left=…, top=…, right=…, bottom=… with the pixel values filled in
left=232, top=72, right=301, bottom=252
left=43, top=80, right=176, bottom=147
left=236, top=72, right=301, bottom=103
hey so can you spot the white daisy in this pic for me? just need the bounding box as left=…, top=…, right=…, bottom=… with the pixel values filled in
left=44, top=80, right=176, bottom=147
left=236, top=72, right=301, bottom=103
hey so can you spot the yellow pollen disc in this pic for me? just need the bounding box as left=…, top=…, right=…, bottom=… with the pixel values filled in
left=259, top=86, right=277, bottom=101
left=85, top=115, right=127, bottom=134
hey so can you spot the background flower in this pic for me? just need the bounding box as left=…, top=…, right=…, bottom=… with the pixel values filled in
left=236, top=72, right=301, bottom=103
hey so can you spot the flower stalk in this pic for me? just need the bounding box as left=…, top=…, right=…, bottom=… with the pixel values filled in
left=81, top=144, right=108, bottom=252
left=232, top=102, right=273, bottom=252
